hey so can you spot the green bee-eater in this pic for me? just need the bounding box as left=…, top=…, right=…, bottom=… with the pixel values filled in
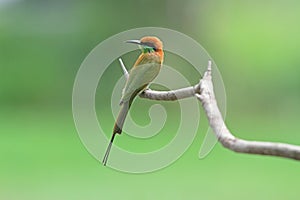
left=102, top=36, right=164, bottom=165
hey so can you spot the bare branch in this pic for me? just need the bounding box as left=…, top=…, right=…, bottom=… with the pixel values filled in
left=140, top=86, right=197, bottom=101
left=118, top=58, right=300, bottom=161
left=118, top=58, right=129, bottom=80
left=195, top=62, right=300, bottom=161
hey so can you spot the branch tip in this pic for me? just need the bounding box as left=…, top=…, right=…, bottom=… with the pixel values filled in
left=206, top=60, right=212, bottom=77
left=118, top=58, right=129, bottom=80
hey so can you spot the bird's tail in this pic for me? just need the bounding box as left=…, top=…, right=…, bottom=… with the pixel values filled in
left=113, top=101, right=130, bottom=134
left=102, top=101, right=130, bottom=165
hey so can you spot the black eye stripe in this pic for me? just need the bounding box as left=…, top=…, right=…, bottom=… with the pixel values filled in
left=141, top=42, right=156, bottom=49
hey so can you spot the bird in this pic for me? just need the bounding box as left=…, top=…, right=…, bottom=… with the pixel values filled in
left=102, top=36, right=164, bottom=166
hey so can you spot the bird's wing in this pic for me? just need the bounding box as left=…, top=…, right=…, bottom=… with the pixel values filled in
left=120, top=56, right=161, bottom=104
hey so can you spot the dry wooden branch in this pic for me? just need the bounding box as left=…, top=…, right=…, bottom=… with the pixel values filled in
left=120, top=59, right=300, bottom=161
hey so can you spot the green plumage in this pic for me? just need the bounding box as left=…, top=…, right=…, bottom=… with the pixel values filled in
left=120, top=54, right=161, bottom=104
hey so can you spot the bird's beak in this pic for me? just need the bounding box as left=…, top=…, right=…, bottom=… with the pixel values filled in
left=125, top=39, right=142, bottom=45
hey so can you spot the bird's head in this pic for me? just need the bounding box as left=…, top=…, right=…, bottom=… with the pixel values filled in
left=126, top=36, right=163, bottom=54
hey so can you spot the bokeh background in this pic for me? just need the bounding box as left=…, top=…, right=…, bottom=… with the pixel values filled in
left=1, top=0, right=300, bottom=199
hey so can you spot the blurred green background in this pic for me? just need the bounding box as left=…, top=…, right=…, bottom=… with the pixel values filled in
left=1, top=0, right=300, bottom=199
